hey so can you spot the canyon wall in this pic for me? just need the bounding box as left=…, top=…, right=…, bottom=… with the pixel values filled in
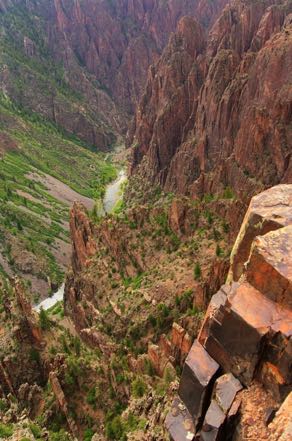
left=0, top=0, right=229, bottom=149
left=129, top=0, right=292, bottom=203
left=50, top=0, right=228, bottom=114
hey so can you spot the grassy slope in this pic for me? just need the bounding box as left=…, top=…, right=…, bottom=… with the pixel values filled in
left=0, top=93, right=117, bottom=294
left=0, top=3, right=119, bottom=294
left=0, top=2, right=114, bottom=144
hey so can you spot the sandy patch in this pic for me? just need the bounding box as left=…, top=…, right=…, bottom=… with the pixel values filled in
left=52, top=237, right=71, bottom=268
left=27, top=171, right=95, bottom=210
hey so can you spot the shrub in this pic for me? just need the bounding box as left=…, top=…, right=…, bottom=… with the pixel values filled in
left=144, top=358, right=155, bottom=377
left=205, top=211, right=213, bottom=225
left=222, top=221, right=229, bottom=233
left=148, top=314, right=157, bottom=327
left=0, top=424, right=13, bottom=438
left=39, top=307, right=51, bottom=330
left=132, top=377, right=147, bottom=398
left=194, top=263, right=201, bottom=280
left=0, top=399, right=7, bottom=411
left=84, top=428, right=95, bottom=441
left=86, top=387, right=98, bottom=407
left=30, top=348, right=41, bottom=363
left=223, top=186, right=235, bottom=199
left=73, top=336, right=81, bottom=356
left=29, top=422, right=42, bottom=438
left=49, top=429, right=71, bottom=441
left=158, top=303, right=170, bottom=317
left=105, top=416, right=125, bottom=440
left=216, top=244, right=223, bottom=257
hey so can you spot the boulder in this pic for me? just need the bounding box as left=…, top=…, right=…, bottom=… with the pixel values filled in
left=178, top=340, right=219, bottom=430
left=201, top=282, right=292, bottom=386
left=268, top=392, right=292, bottom=441
left=228, top=185, right=292, bottom=282
left=246, top=225, right=292, bottom=309
left=200, top=373, right=242, bottom=441
left=165, top=397, right=196, bottom=441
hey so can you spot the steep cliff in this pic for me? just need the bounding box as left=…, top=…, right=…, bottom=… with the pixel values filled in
left=0, top=0, right=229, bottom=149
left=129, top=0, right=292, bottom=204
left=50, top=0, right=228, bottom=114
left=167, top=184, right=292, bottom=441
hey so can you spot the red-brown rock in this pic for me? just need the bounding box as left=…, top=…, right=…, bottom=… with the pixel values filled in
left=130, top=1, right=292, bottom=208
left=201, top=282, right=292, bottom=386
left=246, top=225, right=292, bottom=309
left=178, top=340, right=219, bottom=430
left=228, top=184, right=292, bottom=282
left=165, top=397, right=196, bottom=441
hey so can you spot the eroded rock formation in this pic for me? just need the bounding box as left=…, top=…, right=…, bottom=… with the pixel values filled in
left=129, top=0, right=292, bottom=202
left=0, top=0, right=229, bottom=149
left=166, top=184, right=292, bottom=440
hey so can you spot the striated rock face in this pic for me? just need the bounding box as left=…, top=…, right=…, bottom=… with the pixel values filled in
left=129, top=0, right=292, bottom=202
left=50, top=0, right=228, bottom=114
left=167, top=184, right=292, bottom=440
left=0, top=0, right=229, bottom=149
left=69, top=202, right=97, bottom=272
left=49, top=371, right=79, bottom=438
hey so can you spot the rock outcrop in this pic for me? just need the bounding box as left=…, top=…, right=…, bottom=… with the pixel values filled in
left=129, top=0, right=292, bottom=203
left=166, top=184, right=292, bottom=440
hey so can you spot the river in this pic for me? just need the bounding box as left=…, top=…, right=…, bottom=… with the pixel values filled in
left=34, top=169, right=127, bottom=312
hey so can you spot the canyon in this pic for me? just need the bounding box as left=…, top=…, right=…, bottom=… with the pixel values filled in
left=0, top=0, right=291, bottom=440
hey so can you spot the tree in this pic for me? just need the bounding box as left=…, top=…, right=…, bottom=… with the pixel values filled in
left=216, top=244, right=223, bottom=257
left=132, top=377, right=147, bottom=398
left=194, top=262, right=201, bottom=280
left=39, top=307, right=51, bottom=330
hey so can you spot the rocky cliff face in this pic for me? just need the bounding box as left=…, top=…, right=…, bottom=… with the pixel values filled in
left=0, top=0, right=228, bottom=149
left=167, top=184, right=292, bottom=441
left=50, top=0, right=228, bottom=114
left=129, top=0, right=292, bottom=203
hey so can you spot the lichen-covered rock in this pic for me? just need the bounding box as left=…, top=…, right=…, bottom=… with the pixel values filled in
left=201, top=281, right=292, bottom=386
left=165, top=397, right=195, bottom=441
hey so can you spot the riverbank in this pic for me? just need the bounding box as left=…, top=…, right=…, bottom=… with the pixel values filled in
left=34, top=166, right=127, bottom=311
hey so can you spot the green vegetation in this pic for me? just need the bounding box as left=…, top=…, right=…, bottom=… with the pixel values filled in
left=29, top=422, right=43, bottom=438
left=223, top=186, right=235, bottom=199
left=0, top=423, right=13, bottom=438
left=131, top=377, right=147, bottom=398
left=0, top=92, right=117, bottom=289
left=194, top=262, right=202, bottom=280
left=39, top=308, right=51, bottom=330
left=216, top=244, right=223, bottom=257
left=105, top=411, right=147, bottom=441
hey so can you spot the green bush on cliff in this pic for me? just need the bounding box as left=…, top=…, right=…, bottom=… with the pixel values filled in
left=84, top=428, right=95, bottom=441
left=39, top=308, right=51, bottom=330
left=105, top=415, right=125, bottom=441
left=194, top=262, right=201, bottom=280
left=29, top=422, right=42, bottom=438
left=132, top=377, right=147, bottom=398
left=49, top=429, right=71, bottom=441
left=216, top=244, right=223, bottom=257
left=0, top=423, right=13, bottom=438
